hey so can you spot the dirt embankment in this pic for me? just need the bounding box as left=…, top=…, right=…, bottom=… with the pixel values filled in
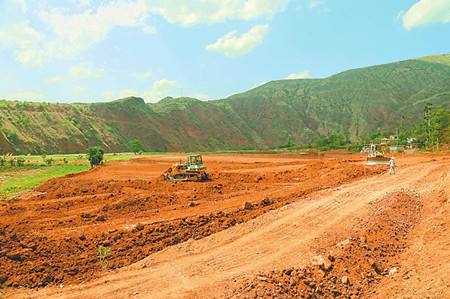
left=229, top=191, right=423, bottom=298
left=0, top=155, right=384, bottom=289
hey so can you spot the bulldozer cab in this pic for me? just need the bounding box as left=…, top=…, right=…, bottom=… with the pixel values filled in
left=368, top=143, right=387, bottom=158
left=163, top=154, right=209, bottom=182
left=367, top=143, right=390, bottom=165
left=187, top=155, right=203, bottom=165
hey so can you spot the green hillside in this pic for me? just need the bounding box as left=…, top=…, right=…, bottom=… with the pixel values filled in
left=0, top=55, right=449, bottom=154
left=417, top=53, right=450, bottom=67
left=225, top=57, right=450, bottom=146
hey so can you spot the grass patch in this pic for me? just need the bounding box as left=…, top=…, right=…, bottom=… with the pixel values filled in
left=0, top=152, right=154, bottom=199
left=0, top=164, right=89, bottom=198
left=103, top=152, right=164, bottom=162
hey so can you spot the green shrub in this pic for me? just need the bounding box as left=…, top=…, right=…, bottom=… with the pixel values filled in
left=17, top=157, right=25, bottom=166
left=9, top=158, right=16, bottom=167
left=128, top=138, right=144, bottom=154
left=45, top=158, right=53, bottom=166
left=87, top=146, right=104, bottom=168
left=2, top=128, right=19, bottom=144
left=97, top=245, right=112, bottom=269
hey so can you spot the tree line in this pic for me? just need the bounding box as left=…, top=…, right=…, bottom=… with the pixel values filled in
left=283, top=103, right=449, bottom=151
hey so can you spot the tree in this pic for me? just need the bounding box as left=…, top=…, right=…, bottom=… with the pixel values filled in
left=7, top=131, right=18, bottom=143
left=396, top=116, right=407, bottom=145
left=430, top=106, right=450, bottom=148
left=423, top=102, right=433, bottom=147
left=9, top=158, right=16, bottom=167
left=128, top=138, right=144, bottom=154
left=87, top=146, right=104, bottom=168
left=286, top=134, right=294, bottom=147
left=17, top=157, right=25, bottom=166
left=278, top=133, right=298, bottom=149
left=421, top=103, right=449, bottom=149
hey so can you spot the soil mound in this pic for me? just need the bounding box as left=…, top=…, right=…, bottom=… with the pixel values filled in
left=230, top=192, right=422, bottom=298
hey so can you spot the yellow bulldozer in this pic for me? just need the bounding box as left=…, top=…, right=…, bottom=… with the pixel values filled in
left=366, top=143, right=390, bottom=165
left=163, top=154, right=209, bottom=182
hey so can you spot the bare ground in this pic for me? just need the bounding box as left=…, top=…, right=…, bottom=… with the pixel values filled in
left=1, top=153, right=449, bottom=298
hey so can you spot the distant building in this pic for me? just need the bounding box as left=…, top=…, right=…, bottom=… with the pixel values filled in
left=389, top=145, right=404, bottom=152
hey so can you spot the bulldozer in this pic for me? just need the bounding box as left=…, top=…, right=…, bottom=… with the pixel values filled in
left=366, top=143, right=390, bottom=165
left=163, top=154, right=209, bottom=182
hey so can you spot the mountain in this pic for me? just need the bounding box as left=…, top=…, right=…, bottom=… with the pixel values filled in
left=0, top=54, right=449, bottom=154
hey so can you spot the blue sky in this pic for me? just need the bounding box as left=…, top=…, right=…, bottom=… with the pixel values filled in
left=0, top=0, right=449, bottom=103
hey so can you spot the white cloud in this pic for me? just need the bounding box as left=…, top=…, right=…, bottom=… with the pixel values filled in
left=77, top=0, right=92, bottom=7
left=103, top=79, right=181, bottom=102
left=189, top=93, right=210, bottom=101
left=142, top=24, right=157, bottom=34
left=145, top=79, right=180, bottom=101
left=0, top=23, right=45, bottom=67
left=102, top=89, right=138, bottom=101
left=14, top=0, right=28, bottom=13
left=309, top=0, right=324, bottom=9
left=72, top=86, right=88, bottom=93
left=206, top=24, right=269, bottom=57
left=0, top=1, right=153, bottom=66
left=40, top=1, right=150, bottom=58
left=286, top=69, right=311, bottom=79
left=102, top=79, right=210, bottom=102
left=395, top=10, right=405, bottom=23
left=69, top=65, right=104, bottom=79
left=403, top=0, right=450, bottom=30
left=45, top=76, right=63, bottom=84
left=37, top=0, right=286, bottom=62
left=1, top=0, right=289, bottom=66
left=134, top=71, right=153, bottom=79
left=148, top=0, right=290, bottom=26
left=45, top=66, right=103, bottom=84
left=4, top=91, right=46, bottom=101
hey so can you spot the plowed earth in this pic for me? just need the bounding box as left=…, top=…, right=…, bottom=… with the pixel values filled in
left=2, top=153, right=449, bottom=299
left=0, top=153, right=383, bottom=289
left=230, top=191, right=423, bottom=298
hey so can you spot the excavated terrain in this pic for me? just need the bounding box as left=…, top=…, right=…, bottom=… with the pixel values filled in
left=229, top=191, right=423, bottom=298
left=1, top=152, right=449, bottom=299
left=0, top=153, right=383, bottom=289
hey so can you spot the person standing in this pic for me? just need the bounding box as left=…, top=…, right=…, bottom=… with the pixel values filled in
left=389, top=157, right=396, bottom=175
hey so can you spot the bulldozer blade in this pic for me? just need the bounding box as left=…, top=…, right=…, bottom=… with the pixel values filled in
left=366, top=158, right=390, bottom=165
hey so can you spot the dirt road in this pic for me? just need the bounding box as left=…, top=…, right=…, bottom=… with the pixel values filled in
left=6, top=153, right=449, bottom=298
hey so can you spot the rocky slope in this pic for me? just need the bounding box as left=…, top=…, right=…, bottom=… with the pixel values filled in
left=0, top=54, right=449, bottom=154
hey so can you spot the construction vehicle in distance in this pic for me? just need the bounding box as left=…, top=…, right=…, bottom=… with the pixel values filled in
left=163, top=154, right=209, bottom=182
left=366, top=143, right=390, bottom=165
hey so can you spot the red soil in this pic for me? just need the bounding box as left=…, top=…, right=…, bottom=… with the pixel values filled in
left=229, top=191, right=423, bottom=298
left=0, top=153, right=383, bottom=288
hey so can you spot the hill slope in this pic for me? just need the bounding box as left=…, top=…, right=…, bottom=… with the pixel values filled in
left=0, top=55, right=449, bottom=154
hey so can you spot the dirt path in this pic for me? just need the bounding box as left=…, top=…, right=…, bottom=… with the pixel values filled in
left=10, top=156, right=449, bottom=298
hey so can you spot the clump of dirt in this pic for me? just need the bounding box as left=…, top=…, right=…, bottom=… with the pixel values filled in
left=0, top=192, right=312, bottom=288
left=230, top=191, right=423, bottom=298
left=0, top=157, right=384, bottom=288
